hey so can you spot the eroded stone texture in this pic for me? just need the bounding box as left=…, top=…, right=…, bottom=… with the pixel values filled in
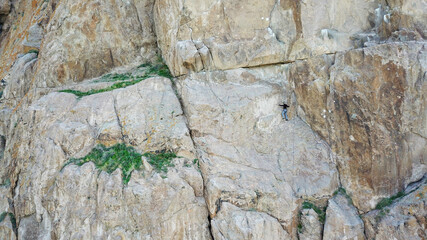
left=1, top=77, right=210, bottom=239
left=41, top=161, right=210, bottom=239
left=35, top=0, right=157, bottom=87
left=0, top=214, right=16, bottom=240
left=177, top=66, right=339, bottom=236
left=211, top=202, right=291, bottom=240
left=154, top=0, right=379, bottom=76
left=363, top=179, right=427, bottom=240
left=0, top=0, right=10, bottom=15
left=291, top=42, right=427, bottom=212
left=1, top=53, right=38, bottom=107
left=323, top=194, right=365, bottom=240
left=386, top=0, right=427, bottom=40
left=298, top=209, right=322, bottom=240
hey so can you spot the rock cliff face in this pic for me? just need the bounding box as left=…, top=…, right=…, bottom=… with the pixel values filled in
left=0, top=0, right=426, bottom=239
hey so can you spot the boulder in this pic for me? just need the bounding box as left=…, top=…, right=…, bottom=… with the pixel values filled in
left=323, top=194, right=365, bottom=240
left=211, top=202, right=291, bottom=240
left=298, top=209, right=322, bottom=240
left=363, top=179, right=427, bottom=240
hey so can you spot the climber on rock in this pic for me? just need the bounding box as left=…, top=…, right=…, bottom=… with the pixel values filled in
left=279, top=102, right=289, bottom=121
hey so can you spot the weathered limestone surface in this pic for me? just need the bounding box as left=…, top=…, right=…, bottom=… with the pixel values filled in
left=1, top=77, right=211, bottom=239
left=177, top=67, right=340, bottom=236
left=386, top=0, right=427, bottom=39
left=363, top=179, right=427, bottom=240
left=298, top=209, right=322, bottom=240
left=1, top=53, right=38, bottom=106
left=323, top=194, right=365, bottom=240
left=0, top=214, right=16, bottom=240
left=0, top=0, right=426, bottom=238
left=291, top=42, right=427, bottom=212
left=211, top=202, right=291, bottom=240
left=35, top=0, right=157, bottom=87
left=154, top=0, right=380, bottom=76
left=0, top=0, right=10, bottom=15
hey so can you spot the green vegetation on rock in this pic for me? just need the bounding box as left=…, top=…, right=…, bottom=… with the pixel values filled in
left=375, top=191, right=406, bottom=210
left=143, top=151, right=176, bottom=173
left=0, top=212, right=17, bottom=233
left=59, top=57, right=173, bottom=98
left=64, top=144, right=143, bottom=184
left=333, top=187, right=354, bottom=205
left=63, top=144, right=179, bottom=184
left=302, top=201, right=327, bottom=224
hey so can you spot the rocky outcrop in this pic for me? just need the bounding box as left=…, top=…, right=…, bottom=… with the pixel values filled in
left=154, top=0, right=380, bottom=76
left=291, top=42, right=427, bottom=212
left=1, top=53, right=38, bottom=107
left=177, top=67, right=340, bottom=237
left=298, top=209, right=322, bottom=240
left=211, top=202, right=290, bottom=240
left=323, top=194, right=365, bottom=240
left=363, top=178, right=427, bottom=240
left=35, top=0, right=157, bottom=87
left=0, top=0, right=10, bottom=15
left=1, top=77, right=211, bottom=239
left=0, top=0, right=426, bottom=239
left=0, top=213, right=15, bottom=240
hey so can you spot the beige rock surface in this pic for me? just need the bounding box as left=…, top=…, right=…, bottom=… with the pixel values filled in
left=363, top=178, right=427, bottom=240
left=323, top=194, right=365, bottom=240
left=177, top=67, right=340, bottom=235
left=35, top=0, right=157, bottom=88
left=211, top=202, right=291, bottom=240
left=41, top=161, right=210, bottom=239
left=291, top=42, right=427, bottom=212
left=1, top=77, right=210, bottom=239
left=0, top=214, right=16, bottom=240
left=0, top=0, right=10, bottom=15
left=154, top=0, right=380, bottom=76
left=1, top=53, right=38, bottom=107
left=0, top=0, right=426, bottom=238
left=298, top=209, right=322, bottom=240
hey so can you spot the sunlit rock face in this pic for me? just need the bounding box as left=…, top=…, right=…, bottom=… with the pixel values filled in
left=0, top=0, right=425, bottom=239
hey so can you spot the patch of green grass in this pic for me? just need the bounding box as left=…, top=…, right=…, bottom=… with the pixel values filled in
left=96, top=73, right=133, bottom=83
left=27, top=49, right=39, bottom=55
left=60, top=58, right=173, bottom=98
left=375, top=191, right=405, bottom=210
left=59, top=75, right=149, bottom=98
left=302, top=201, right=327, bottom=224
left=143, top=151, right=176, bottom=173
left=64, top=144, right=143, bottom=185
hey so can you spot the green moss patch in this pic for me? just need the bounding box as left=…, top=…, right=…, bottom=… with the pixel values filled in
left=302, top=201, right=327, bottom=223
left=59, top=57, right=173, bottom=98
left=64, top=144, right=143, bottom=184
left=59, top=76, right=148, bottom=98
left=375, top=191, right=406, bottom=210
left=64, top=144, right=179, bottom=184
left=143, top=151, right=177, bottom=173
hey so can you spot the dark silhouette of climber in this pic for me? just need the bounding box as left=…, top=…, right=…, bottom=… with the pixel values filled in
left=279, top=103, right=289, bottom=121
